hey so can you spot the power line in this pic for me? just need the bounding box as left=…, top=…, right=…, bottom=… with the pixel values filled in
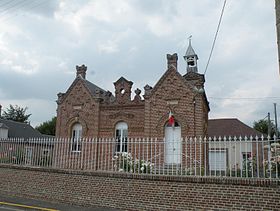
left=0, top=0, right=34, bottom=20
left=0, top=0, right=26, bottom=15
left=204, top=0, right=227, bottom=75
left=0, top=0, right=17, bottom=9
left=261, top=114, right=269, bottom=121
left=0, top=0, right=48, bottom=22
left=209, top=96, right=280, bottom=101
left=209, top=97, right=280, bottom=99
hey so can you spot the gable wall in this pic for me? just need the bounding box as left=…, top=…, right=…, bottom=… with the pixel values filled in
left=56, top=80, right=99, bottom=137
left=144, top=69, right=208, bottom=138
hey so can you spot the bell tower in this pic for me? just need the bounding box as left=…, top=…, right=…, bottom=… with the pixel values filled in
left=114, top=77, right=133, bottom=104
left=184, top=37, right=199, bottom=73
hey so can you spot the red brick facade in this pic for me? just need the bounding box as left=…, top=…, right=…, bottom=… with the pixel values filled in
left=55, top=53, right=209, bottom=139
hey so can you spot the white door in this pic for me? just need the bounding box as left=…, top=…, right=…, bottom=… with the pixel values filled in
left=165, top=123, right=181, bottom=164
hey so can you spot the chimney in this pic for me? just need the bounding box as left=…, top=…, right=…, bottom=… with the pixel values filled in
left=167, top=53, right=178, bottom=70
left=76, top=64, right=87, bottom=79
left=0, top=104, right=2, bottom=118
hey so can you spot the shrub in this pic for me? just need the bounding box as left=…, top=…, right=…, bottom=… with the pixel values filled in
left=264, top=142, right=280, bottom=177
left=113, top=152, right=154, bottom=174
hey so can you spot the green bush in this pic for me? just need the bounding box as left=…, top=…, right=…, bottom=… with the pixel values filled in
left=0, top=148, right=25, bottom=164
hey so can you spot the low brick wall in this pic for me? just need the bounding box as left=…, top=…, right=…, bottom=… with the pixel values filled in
left=0, top=164, right=279, bottom=211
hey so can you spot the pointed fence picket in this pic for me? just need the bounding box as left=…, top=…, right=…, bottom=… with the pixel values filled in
left=0, top=136, right=279, bottom=179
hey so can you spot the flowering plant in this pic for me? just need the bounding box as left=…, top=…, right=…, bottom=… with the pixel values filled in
left=112, top=152, right=154, bottom=174
left=241, top=155, right=256, bottom=177
left=264, top=142, right=280, bottom=177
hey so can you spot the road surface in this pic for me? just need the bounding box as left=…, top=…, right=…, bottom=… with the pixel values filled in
left=0, top=194, right=120, bottom=211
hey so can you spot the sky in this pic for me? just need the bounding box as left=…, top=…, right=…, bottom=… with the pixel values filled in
left=0, top=0, right=279, bottom=128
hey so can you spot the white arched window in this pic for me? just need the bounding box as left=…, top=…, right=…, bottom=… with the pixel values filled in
left=71, top=123, right=82, bottom=152
left=115, top=122, right=128, bottom=152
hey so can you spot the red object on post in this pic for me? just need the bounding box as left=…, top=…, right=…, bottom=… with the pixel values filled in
left=168, top=111, right=175, bottom=126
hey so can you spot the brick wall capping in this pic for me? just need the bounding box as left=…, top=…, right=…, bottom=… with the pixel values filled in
left=1, top=164, right=279, bottom=188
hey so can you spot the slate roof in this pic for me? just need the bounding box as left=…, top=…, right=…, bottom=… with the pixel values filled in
left=84, top=79, right=115, bottom=102
left=84, top=79, right=106, bottom=95
left=185, top=42, right=197, bottom=57
left=0, top=123, right=8, bottom=129
left=208, top=118, right=263, bottom=137
left=0, top=119, right=43, bottom=138
left=114, top=77, right=133, bottom=85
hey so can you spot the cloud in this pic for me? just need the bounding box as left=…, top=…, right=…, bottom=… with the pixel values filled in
left=0, top=0, right=279, bottom=129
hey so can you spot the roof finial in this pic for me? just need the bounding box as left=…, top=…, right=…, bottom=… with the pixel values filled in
left=188, top=35, right=192, bottom=45
left=184, top=35, right=198, bottom=73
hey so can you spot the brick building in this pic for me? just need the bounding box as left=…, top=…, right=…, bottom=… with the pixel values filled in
left=55, top=42, right=209, bottom=164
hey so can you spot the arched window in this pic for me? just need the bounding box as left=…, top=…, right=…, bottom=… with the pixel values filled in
left=115, top=122, right=128, bottom=152
left=71, top=123, right=82, bottom=152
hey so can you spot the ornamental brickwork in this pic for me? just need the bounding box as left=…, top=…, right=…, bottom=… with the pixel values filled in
left=55, top=52, right=209, bottom=139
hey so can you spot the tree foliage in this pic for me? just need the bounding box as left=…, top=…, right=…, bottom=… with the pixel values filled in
left=253, top=119, right=278, bottom=137
left=35, top=117, right=56, bottom=136
left=2, top=104, right=31, bottom=123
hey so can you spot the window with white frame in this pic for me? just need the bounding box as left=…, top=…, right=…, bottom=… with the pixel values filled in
left=209, top=149, right=227, bottom=171
left=71, top=123, right=82, bottom=152
left=115, top=122, right=128, bottom=153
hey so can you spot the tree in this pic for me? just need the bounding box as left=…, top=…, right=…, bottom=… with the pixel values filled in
left=2, top=104, right=31, bottom=123
left=35, top=117, right=56, bottom=136
left=253, top=119, right=278, bottom=137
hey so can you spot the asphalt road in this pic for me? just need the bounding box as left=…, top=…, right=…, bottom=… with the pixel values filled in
left=0, top=194, right=120, bottom=211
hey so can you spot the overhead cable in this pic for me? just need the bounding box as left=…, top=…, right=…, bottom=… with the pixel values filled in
left=204, top=0, right=227, bottom=75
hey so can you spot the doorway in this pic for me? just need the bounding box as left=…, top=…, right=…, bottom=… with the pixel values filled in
left=164, top=121, right=181, bottom=164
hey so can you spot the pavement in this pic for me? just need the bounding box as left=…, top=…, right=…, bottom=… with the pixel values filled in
left=0, top=194, right=121, bottom=211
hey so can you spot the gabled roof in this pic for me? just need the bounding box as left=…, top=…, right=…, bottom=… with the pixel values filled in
left=185, top=43, right=196, bottom=57
left=148, top=65, right=192, bottom=97
left=0, top=119, right=43, bottom=138
left=84, top=79, right=115, bottom=102
left=0, top=123, right=8, bottom=129
left=208, top=118, right=263, bottom=137
left=84, top=79, right=107, bottom=95
left=59, top=76, right=115, bottom=104
left=114, top=77, right=133, bottom=86
left=184, top=41, right=198, bottom=58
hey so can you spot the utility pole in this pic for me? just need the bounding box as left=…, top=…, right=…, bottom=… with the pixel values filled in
left=268, top=112, right=271, bottom=137
left=274, top=103, right=278, bottom=138
left=275, top=0, right=280, bottom=75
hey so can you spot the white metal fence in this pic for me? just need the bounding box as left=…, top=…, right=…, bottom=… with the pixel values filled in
left=0, top=136, right=279, bottom=179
